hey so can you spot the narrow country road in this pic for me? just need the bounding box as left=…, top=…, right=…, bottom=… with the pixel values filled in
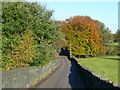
left=33, top=56, right=86, bottom=88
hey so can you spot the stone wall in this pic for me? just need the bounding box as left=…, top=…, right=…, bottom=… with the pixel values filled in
left=70, top=57, right=119, bottom=88
left=2, top=58, right=61, bottom=88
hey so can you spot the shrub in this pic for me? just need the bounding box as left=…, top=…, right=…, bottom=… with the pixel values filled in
left=2, top=2, right=62, bottom=71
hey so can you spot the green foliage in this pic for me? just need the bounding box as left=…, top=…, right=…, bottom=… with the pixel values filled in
left=105, top=43, right=119, bottom=56
left=96, top=21, right=114, bottom=43
left=96, top=21, right=119, bottom=56
left=105, top=43, right=119, bottom=46
left=114, top=29, right=120, bottom=43
left=2, top=29, right=35, bottom=71
left=2, top=2, right=62, bottom=71
left=33, top=42, right=55, bottom=66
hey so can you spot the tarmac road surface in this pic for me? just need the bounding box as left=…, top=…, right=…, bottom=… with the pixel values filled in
left=34, top=56, right=86, bottom=88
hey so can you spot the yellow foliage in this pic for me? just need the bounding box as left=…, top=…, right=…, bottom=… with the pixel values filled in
left=10, top=29, right=34, bottom=69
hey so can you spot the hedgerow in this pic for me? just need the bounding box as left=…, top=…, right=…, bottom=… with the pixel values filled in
left=2, top=2, right=62, bottom=71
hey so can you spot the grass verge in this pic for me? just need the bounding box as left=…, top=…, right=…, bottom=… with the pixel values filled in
left=76, top=56, right=119, bottom=83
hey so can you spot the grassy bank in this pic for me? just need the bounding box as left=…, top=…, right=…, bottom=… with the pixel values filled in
left=76, top=56, right=119, bottom=83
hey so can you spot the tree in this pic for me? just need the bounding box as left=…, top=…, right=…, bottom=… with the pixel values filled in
left=95, top=21, right=114, bottom=44
left=61, top=16, right=106, bottom=57
left=2, top=2, right=62, bottom=71
left=114, top=29, right=120, bottom=43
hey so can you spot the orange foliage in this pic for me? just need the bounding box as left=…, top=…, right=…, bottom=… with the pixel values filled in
left=61, top=16, right=106, bottom=56
left=10, top=29, right=34, bottom=69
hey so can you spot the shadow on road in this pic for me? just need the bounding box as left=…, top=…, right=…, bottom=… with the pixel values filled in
left=68, top=58, right=85, bottom=88
left=60, top=48, right=85, bottom=88
left=68, top=57, right=118, bottom=88
left=59, top=48, right=119, bottom=88
left=59, top=48, right=69, bottom=56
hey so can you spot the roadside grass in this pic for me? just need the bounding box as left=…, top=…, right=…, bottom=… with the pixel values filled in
left=76, top=56, right=119, bottom=83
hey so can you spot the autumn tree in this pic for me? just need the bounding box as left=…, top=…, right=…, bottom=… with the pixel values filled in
left=61, top=16, right=106, bottom=57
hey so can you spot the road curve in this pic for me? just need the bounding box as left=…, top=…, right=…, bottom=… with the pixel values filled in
left=34, top=56, right=86, bottom=88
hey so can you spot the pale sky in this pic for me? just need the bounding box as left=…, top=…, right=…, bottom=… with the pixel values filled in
left=27, top=0, right=119, bottom=34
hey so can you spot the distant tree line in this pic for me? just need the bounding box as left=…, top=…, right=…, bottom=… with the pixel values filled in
left=114, top=29, right=120, bottom=43
left=96, top=21, right=114, bottom=44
